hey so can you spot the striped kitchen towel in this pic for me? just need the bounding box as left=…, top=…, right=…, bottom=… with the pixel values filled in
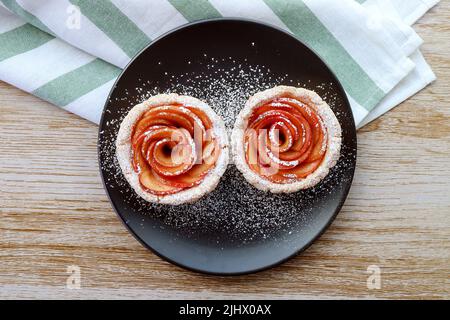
left=0, top=0, right=439, bottom=128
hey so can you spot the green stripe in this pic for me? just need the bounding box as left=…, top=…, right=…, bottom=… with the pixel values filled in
left=0, top=24, right=53, bottom=62
left=33, top=59, right=120, bottom=106
left=69, top=0, right=151, bottom=57
left=168, top=0, right=221, bottom=21
left=1, top=0, right=55, bottom=36
left=264, top=0, right=384, bottom=110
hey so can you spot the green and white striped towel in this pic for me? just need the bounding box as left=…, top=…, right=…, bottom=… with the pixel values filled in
left=0, top=0, right=438, bottom=128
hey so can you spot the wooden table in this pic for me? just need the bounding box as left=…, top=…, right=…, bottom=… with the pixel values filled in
left=1, top=4, right=449, bottom=300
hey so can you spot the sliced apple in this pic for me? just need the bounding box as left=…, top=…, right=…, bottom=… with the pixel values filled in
left=248, top=102, right=302, bottom=124
left=175, top=162, right=213, bottom=186
left=282, top=159, right=322, bottom=179
left=158, top=161, right=213, bottom=188
left=132, top=134, right=149, bottom=172
left=277, top=98, right=320, bottom=127
left=152, top=111, right=194, bottom=134
left=257, top=130, right=272, bottom=167
left=185, top=106, right=213, bottom=129
left=267, top=122, right=289, bottom=152
left=148, top=141, right=194, bottom=177
left=132, top=116, right=172, bottom=143
left=278, top=150, right=303, bottom=161
left=139, top=168, right=182, bottom=195
left=251, top=111, right=288, bottom=131
left=263, top=171, right=289, bottom=184
left=162, top=139, right=219, bottom=188
left=141, top=106, right=202, bottom=134
left=142, top=103, right=182, bottom=118
left=245, top=130, right=259, bottom=167
left=306, top=128, right=327, bottom=163
left=131, top=103, right=223, bottom=195
left=151, top=139, right=177, bottom=167
left=133, top=126, right=172, bottom=149
left=243, top=96, right=328, bottom=184
left=151, top=168, right=192, bottom=189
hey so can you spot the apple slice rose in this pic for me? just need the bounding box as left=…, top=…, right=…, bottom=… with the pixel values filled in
left=232, top=86, right=342, bottom=193
left=116, top=94, right=229, bottom=205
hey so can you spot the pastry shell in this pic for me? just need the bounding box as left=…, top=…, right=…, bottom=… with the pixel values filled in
left=116, top=94, right=229, bottom=205
left=231, top=86, right=342, bottom=193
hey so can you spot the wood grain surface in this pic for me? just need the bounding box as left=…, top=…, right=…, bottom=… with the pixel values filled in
left=0, top=3, right=449, bottom=300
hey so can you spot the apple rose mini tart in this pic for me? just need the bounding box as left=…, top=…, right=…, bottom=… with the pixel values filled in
left=116, top=94, right=229, bottom=205
left=232, top=86, right=342, bottom=193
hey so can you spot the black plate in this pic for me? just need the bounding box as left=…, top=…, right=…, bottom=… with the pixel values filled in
left=98, top=19, right=357, bottom=275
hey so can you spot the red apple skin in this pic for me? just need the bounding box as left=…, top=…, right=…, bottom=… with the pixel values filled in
left=131, top=103, right=220, bottom=196
left=244, top=96, right=327, bottom=183
left=154, top=164, right=212, bottom=189
left=139, top=169, right=183, bottom=196
left=153, top=142, right=219, bottom=189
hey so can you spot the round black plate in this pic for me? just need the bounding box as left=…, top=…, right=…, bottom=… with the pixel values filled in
left=98, top=19, right=357, bottom=275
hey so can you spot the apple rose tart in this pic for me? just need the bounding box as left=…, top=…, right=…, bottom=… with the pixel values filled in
left=116, top=94, right=229, bottom=205
left=231, top=86, right=342, bottom=193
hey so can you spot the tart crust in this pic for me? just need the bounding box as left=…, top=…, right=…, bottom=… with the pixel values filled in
left=116, top=93, right=229, bottom=205
left=231, top=86, right=342, bottom=193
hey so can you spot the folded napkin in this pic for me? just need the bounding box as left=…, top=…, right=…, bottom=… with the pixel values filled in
left=0, top=0, right=438, bottom=128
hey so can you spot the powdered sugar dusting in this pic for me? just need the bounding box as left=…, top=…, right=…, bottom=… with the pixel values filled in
left=99, top=57, right=356, bottom=244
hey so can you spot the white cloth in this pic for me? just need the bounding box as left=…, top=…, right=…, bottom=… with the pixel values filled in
left=0, top=0, right=439, bottom=127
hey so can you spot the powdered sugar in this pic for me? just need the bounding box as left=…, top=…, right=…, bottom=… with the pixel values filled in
left=99, top=58, right=356, bottom=243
